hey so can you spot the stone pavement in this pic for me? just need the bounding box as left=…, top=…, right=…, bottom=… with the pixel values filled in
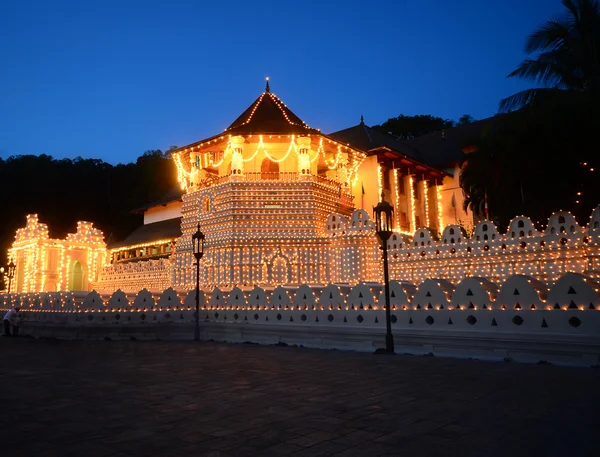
left=0, top=338, right=598, bottom=457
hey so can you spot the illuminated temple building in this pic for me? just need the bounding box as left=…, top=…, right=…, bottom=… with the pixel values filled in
left=6, top=81, right=600, bottom=294
left=94, top=81, right=455, bottom=292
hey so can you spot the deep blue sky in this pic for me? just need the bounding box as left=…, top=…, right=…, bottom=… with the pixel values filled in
left=0, top=0, right=562, bottom=164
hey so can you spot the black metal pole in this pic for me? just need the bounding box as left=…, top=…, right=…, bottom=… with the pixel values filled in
left=382, top=243, right=394, bottom=353
left=194, top=259, right=200, bottom=341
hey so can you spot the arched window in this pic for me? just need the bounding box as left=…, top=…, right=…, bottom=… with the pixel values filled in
left=517, top=220, right=524, bottom=228
left=558, top=215, right=566, bottom=224
left=261, top=158, right=279, bottom=179
left=482, top=224, right=488, bottom=232
left=201, top=196, right=211, bottom=213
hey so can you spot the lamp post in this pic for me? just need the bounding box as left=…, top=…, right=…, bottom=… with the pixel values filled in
left=192, top=224, right=205, bottom=341
left=7, top=259, right=16, bottom=294
left=373, top=193, right=395, bottom=354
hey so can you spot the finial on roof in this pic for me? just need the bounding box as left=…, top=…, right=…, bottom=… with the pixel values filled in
left=360, top=115, right=364, bottom=124
left=265, top=77, right=270, bottom=93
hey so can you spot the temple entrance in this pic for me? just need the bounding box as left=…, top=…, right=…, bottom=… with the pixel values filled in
left=69, top=261, right=84, bottom=291
left=261, top=157, right=279, bottom=180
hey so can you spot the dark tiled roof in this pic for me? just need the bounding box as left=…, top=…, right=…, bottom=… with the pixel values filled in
left=131, top=187, right=184, bottom=214
left=403, top=115, right=505, bottom=166
left=226, top=90, right=320, bottom=135
left=108, top=218, right=181, bottom=249
left=328, top=122, right=422, bottom=160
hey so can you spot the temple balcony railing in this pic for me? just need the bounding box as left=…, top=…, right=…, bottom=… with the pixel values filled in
left=194, top=172, right=350, bottom=193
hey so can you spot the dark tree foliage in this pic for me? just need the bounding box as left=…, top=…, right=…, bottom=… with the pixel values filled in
left=460, top=93, right=600, bottom=229
left=461, top=0, right=600, bottom=229
left=0, top=150, right=178, bottom=270
left=456, top=114, right=475, bottom=126
left=372, top=114, right=455, bottom=140
left=500, top=0, right=600, bottom=112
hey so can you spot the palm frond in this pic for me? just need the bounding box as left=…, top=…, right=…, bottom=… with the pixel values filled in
left=525, top=19, right=570, bottom=53
left=498, top=89, right=541, bottom=112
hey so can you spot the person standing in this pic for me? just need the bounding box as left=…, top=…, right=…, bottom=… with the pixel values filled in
left=3, top=306, right=20, bottom=337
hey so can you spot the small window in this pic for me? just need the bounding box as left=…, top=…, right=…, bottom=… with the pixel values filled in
left=519, top=230, right=524, bottom=237
left=398, top=175, right=406, bottom=195
left=482, top=224, right=488, bottom=232
left=449, top=228, right=455, bottom=235
left=201, top=196, right=211, bottom=213
left=484, top=234, right=488, bottom=241
left=518, top=220, right=524, bottom=228
left=558, top=215, right=566, bottom=224
left=383, top=168, right=391, bottom=190
left=511, top=231, right=515, bottom=238
left=420, top=232, right=424, bottom=238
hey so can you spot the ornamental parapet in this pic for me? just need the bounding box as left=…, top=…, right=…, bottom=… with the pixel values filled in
left=325, top=206, right=600, bottom=284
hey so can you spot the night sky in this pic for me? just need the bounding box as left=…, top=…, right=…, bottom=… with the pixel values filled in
left=0, top=0, right=562, bottom=164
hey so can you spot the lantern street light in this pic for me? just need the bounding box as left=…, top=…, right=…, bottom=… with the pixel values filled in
left=373, top=193, right=395, bottom=354
left=6, top=259, right=16, bottom=294
left=192, top=224, right=205, bottom=341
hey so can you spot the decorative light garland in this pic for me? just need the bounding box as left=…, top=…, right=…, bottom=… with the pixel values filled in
left=423, top=178, right=430, bottom=228
left=408, top=174, right=416, bottom=232
left=437, top=183, right=444, bottom=233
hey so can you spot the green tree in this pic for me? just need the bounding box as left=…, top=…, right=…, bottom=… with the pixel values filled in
left=500, top=0, right=600, bottom=111
left=456, top=114, right=475, bottom=126
left=460, top=0, right=600, bottom=227
left=372, top=114, right=454, bottom=140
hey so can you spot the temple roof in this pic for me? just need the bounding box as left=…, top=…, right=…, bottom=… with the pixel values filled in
left=328, top=120, right=422, bottom=160
left=130, top=187, right=183, bottom=215
left=402, top=115, right=505, bottom=166
left=108, top=218, right=182, bottom=249
left=226, top=81, right=319, bottom=135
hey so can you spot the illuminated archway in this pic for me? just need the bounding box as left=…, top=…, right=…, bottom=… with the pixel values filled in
left=69, top=261, right=84, bottom=291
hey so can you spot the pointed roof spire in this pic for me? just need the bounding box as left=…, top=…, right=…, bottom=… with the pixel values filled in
left=360, top=115, right=364, bottom=125
left=265, top=76, right=270, bottom=93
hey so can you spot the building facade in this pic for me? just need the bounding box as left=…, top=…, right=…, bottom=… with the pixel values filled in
left=5, top=82, right=599, bottom=294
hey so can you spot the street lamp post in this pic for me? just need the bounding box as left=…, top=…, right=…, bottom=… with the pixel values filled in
left=192, top=224, right=205, bottom=341
left=373, top=193, right=395, bottom=354
left=7, top=259, right=16, bottom=294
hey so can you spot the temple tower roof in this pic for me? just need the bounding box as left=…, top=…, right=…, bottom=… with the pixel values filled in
left=226, top=80, right=319, bottom=135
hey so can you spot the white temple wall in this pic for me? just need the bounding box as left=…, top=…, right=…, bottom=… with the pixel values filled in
left=4, top=272, right=599, bottom=366
left=353, top=156, right=379, bottom=212
left=144, top=201, right=182, bottom=225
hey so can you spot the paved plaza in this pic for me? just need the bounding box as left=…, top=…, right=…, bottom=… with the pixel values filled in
left=0, top=338, right=598, bottom=457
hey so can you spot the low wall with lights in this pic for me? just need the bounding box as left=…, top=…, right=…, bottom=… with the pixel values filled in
left=2, top=272, right=599, bottom=366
